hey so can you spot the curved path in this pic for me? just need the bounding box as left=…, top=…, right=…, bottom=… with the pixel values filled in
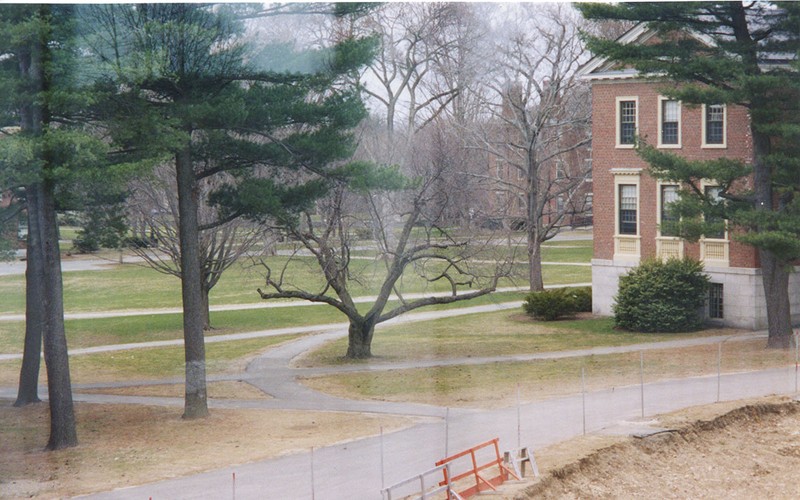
left=72, top=321, right=795, bottom=500
left=2, top=295, right=793, bottom=499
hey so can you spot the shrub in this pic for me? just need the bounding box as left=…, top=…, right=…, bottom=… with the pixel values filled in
left=613, top=258, right=710, bottom=333
left=523, top=288, right=577, bottom=321
left=570, top=286, right=592, bottom=313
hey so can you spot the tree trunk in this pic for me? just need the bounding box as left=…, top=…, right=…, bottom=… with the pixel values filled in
left=527, top=173, right=544, bottom=291
left=18, top=8, right=77, bottom=448
left=761, top=249, right=792, bottom=349
left=346, top=319, right=375, bottom=359
left=201, top=283, right=212, bottom=331
left=527, top=235, right=544, bottom=291
left=176, top=147, right=209, bottom=419
left=36, top=180, right=78, bottom=450
left=751, top=117, right=792, bottom=348
left=15, top=188, right=44, bottom=407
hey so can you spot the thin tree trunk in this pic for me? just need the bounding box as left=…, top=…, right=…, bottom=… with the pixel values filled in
left=176, top=146, right=209, bottom=418
left=37, top=179, right=77, bottom=450
left=528, top=236, right=544, bottom=291
left=346, top=319, right=375, bottom=359
left=14, top=186, right=44, bottom=407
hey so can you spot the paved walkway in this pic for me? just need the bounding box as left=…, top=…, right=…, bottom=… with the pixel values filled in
left=67, top=323, right=794, bottom=500
left=2, top=303, right=787, bottom=500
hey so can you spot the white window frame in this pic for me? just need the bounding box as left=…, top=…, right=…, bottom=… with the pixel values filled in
left=612, top=168, right=642, bottom=260
left=615, top=96, right=638, bottom=149
left=701, top=104, right=727, bottom=148
left=657, top=96, right=682, bottom=149
left=699, top=180, right=729, bottom=266
left=657, top=183, right=681, bottom=237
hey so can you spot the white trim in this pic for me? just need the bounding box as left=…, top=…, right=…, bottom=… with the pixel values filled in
left=611, top=167, right=643, bottom=176
left=656, top=182, right=680, bottom=237
left=613, top=173, right=641, bottom=261
left=699, top=181, right=729, bottom=267
left=701, top=104, right=727, bottom=148
left=615, top=96, right=638, bottom=149
left=657, top=96, right=682, bottom=149
left=578, top=23, right=651, bottom=79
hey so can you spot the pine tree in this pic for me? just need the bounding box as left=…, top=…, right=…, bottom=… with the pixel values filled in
left=0, top=4, right=112, bottom=449
left=86, top=3, right=376, bottom=416
left=579, top=2, right=800, bottom=348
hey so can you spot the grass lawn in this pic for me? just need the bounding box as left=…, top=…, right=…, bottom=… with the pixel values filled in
left=0, top=334, right=303, bottom=386
left=0, top=291, right=528, bottom=354
left=0, top=239, right=592, bottom=316
left=303, top=335, right=793, bottom=409
left=299, top=312, right=714, bottom=366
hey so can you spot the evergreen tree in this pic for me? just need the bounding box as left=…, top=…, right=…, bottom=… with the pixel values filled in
left=0, top=4, right=112, bottom=449
left=86, top=3, right=376, bottom=416
left=579, top=2, right=800, bottom=348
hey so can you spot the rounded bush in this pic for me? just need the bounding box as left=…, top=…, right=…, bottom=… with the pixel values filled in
left=613, top=258, right=710, bottom=333
left=523, top=288, right=577, bottom=321
left=570, top=286, right=592, bottom=313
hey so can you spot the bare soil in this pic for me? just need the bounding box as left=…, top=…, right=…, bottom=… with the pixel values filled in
left=0, top=400, right=417, bottom=498
left=505, top=396, right=800, bottom=499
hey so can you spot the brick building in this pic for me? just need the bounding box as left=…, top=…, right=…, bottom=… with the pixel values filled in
left=579, top=24, right=800, bottom=329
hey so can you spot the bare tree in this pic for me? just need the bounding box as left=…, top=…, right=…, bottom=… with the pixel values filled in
left=127, top=165, right=271, bottom=330
left=257, top=157, right=511, bottom=359
left=473, top=4, right=591, bottom=291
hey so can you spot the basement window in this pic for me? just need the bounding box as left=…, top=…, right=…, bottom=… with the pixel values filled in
left=709, top=283, right=724, bottom=319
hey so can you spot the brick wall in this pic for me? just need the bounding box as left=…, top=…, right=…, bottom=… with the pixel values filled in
left=591, top=80, right=758, bottom=268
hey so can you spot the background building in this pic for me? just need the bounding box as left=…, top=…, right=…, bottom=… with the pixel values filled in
left=580, top=24, right=799, bottom=329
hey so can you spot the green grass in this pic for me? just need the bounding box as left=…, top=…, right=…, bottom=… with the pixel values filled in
left=540, top=244, right=593, bottom=263
left=0, top=334, right=302, bottom=385
left=0, top=250, right=590, bottom=316
left=0, top=291, right=529, bottom=354
left=300, top=312, right=720, bottom=366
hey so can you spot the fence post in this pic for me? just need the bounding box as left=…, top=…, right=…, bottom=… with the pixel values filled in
left=310, top=447, right=315, bottom=500
left=445, top=408, right=450, bottom=457
left=581, top=366, right=586, bottom=435
left=794, top=330, right=799, bottom=394
left=516, top=383, right=521, bottom=449
left=717, top=342, right=722, bottom=402
left=639, top=351, right=645, bottom=418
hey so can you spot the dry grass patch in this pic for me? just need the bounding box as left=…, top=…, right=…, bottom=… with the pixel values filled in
left=0, top=400, right=415, bottom=498
left=302, top=338, right=792, bottom=409
left=76, top=380, right=270, bottom=400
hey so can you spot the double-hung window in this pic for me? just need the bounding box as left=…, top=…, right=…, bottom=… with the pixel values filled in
left=618, top=99, right=637, bottom=146
left=660, top=185, right=679, bottom=236
left=703, top=104, right=726, bottom=146
left=704, top=186, right=726, bottom=239
left=660, top=99, right=680, bottom=146
left=618, top=184, right=638, bottom=235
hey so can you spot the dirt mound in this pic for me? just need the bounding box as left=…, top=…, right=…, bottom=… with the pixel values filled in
left=516, top=401, right=800, bottom=499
